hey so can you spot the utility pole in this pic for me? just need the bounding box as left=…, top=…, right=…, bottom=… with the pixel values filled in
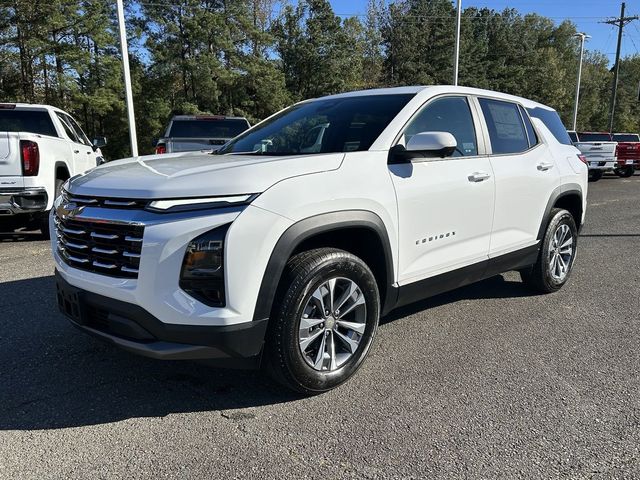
left=453, top=0, right=462, bottom=85
left=602, top=2, right=639, bottom=133
left=116, top=0, right=139, bottom=157
left=572, top=33, right=590, bottom=131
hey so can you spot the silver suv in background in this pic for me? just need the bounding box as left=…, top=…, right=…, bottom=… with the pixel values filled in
left=154, top=115, right=250, bottom=154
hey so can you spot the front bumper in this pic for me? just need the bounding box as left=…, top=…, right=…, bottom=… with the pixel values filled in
left=56, top=271, right=268, bottom=367
left=0, top=187, right=48, bottom=216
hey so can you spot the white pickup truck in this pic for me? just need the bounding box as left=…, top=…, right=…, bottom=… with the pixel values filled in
left=154, top=115, right=250, bottom=154
left=568, top=131, right=617, bottom=182
left=0, top=103, right=106, bottom=236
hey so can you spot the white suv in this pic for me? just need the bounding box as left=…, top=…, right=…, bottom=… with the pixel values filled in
left=51, top=86, right=587, bottom=393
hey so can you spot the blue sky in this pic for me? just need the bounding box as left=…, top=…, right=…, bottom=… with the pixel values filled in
left=327, top=0, right=640, bottom=64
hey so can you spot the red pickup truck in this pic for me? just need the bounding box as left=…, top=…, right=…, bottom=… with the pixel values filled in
left=612, top=133, right=640, bottom=178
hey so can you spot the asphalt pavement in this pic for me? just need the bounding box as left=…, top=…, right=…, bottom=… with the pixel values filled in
left=0, top=174, right=639, bottom=479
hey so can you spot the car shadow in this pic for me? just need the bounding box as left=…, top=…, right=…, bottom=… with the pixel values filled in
left=0, top=272, right=533, bottom=431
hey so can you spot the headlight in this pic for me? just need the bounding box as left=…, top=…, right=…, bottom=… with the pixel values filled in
left=147, top=194, right=257, bottom=213
left=179, top=223, right=230, bottom=307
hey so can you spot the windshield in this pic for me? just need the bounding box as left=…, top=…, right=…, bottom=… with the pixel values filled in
left=613, top=133, right=640, bottom=142
left=578, top=132, right=612, bottom=142
left=217, top=94, right=415, bottom=156
left=169, top=118, right=249, bottom=138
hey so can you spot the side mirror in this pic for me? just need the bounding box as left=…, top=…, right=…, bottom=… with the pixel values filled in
left=92, top=136, right=107, bottom=150
left=389, top=131, right=457, bottom=163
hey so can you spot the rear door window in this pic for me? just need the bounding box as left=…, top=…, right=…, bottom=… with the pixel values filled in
left=0, top=110, right=57, bottom=137
left=519, top=105, right=538, bottom=148
left=479, top=98, right=529, bottom=154
left=55, top=113, right=81, bottom=143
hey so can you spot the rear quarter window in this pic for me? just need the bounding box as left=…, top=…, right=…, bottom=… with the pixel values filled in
left=526, top=107, right=572, bottom=146
left=0, top=110, right=57, bottom=137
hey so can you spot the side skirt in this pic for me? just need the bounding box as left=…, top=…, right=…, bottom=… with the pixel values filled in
left=391, top=244, right=540, bottom=310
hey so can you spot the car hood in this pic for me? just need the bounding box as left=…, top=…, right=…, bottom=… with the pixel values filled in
left=68, top=151, right=345, bottom=198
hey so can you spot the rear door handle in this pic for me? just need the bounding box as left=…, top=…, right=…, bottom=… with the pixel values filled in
left=537, top=162, right=554, bottom=171
left=73, top=149, right=80, bottom=154
left=468, top=171, right=491, bottom=182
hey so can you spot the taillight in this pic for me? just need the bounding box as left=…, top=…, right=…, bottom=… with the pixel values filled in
left=20, top=140, right=40, bottom=176
left=615, top=145, right=619, bottom=156
left=577, top=154, right=588, bottom=165
left=155, top=144, right=166, bottom=155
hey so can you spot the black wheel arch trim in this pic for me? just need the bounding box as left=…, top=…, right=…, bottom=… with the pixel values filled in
left=252, top=210, right=397, bottom=321
left=537, top=183, right=583, bottom=240
left=54, top=161, right=71, bottom=180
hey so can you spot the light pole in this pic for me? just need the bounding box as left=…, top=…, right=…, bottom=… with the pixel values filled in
left=116, top=0, right=138, bottom=157
left=572, top=32, right=590, bottom=132
left=453, top=0, right=462, bottom=85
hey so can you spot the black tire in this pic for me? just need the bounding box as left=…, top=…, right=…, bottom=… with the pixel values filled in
left=617, top=166, right=635, bottom=178
left=588, top=170, right=603, bottom=182
left=264, top=248, right=380, bottom=395
left=520, top=208, right=578, bottom=293
left=39, top=178, right=64, bottom=239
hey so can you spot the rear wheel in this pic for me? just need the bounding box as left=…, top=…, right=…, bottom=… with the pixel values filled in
left=521, top=208, right=578, bottom=293
left=39, top=179, right=64, bottom=239
left=264, top=248, right=380, bottom=395
left=615, top=166, right=635, bottom=178
left=588, top=170, right=603, bottom=182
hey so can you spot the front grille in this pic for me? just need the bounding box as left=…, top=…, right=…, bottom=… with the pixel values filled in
left=55, top=214, right=144, bottom=279
left=62, top=191, right=148, bottom=210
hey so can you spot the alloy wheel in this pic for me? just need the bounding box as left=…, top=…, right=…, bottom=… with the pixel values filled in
left=548, top=223, right=573, bottom=281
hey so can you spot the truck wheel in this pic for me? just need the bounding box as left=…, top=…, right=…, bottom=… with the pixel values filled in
left=264, top=248, right=380, bottom=394
left=520, top=208, right=578, bottom=293
left=618, top=166, right=635, bottom=178
left=40, top=179, right=64, bottom=239
left=588, top=170, right=603, bottom=182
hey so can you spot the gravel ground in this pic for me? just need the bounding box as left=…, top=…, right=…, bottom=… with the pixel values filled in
left=0, top=174, right=639, bottom=479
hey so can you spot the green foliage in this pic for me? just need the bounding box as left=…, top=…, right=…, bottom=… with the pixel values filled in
left=0, top=0, right=635, bottom=160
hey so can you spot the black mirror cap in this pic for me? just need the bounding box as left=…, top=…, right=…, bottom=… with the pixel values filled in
left=92, top=136, right=107, bottom=150
left=388, top=144, right=455, bottom=164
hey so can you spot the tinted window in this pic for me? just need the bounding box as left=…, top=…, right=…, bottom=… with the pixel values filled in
left=568, top=131, right=578, bottom=143
left=578, top=132, right=612, bottom=142
left=479, top=98, right=529, bottom=154
left=169, top=119, right=250, bottom=139
left=0, top=110, right=57, bottom=137
left=55, top=113, right=80, bottom=143
left=519, top=105, right=538, bottom=148
left=65, top=114, right=91, bottom=146
left=613, top=133, right=640, bottom=142
left=218, top=94, right=415, bottom=155
left=403, top=96, right=477, bottom=156
left=527, top=107, right=572, bottom=145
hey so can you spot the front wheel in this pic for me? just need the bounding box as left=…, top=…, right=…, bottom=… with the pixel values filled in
left=264, top=248, right=380, bottom=394
left=521, top=208, right=578, bottom=293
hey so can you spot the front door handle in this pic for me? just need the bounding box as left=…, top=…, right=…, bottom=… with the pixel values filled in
left=537, top=162, right=554, bottom=171
left=468, top=171, right=491, bottom=182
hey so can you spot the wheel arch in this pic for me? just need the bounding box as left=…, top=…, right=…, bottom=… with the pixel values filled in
left=537, top=184, right=583, bottom=240
left=55, top=161, right=71, bottom=181
left=252, top=210, right=396, bottom=321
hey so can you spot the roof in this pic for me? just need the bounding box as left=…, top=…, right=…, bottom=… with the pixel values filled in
left=310, top=85, right=555, bottom=111
left=0, top=102, right=67, bottom=113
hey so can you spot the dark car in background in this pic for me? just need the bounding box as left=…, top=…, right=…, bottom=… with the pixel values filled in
left=155, top=115, right=250, bottom=154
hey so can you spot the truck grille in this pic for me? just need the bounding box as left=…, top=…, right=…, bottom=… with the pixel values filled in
left=54, top=214, right=144, bottom=279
